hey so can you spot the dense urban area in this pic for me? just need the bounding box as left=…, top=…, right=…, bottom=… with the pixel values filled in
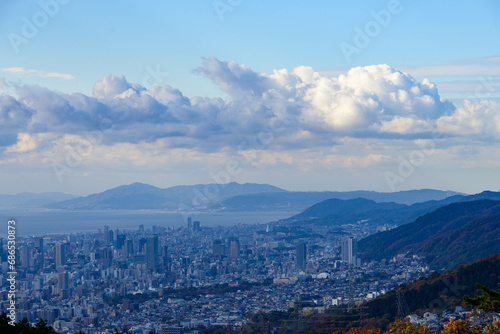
left=0, top=216, right=435, bottom=334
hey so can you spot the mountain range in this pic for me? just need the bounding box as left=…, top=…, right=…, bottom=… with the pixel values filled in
left=32, top=182, right=462, bottom=211
left=281, top=195, right=465, bottom=227
left=43, top=182, right=284, bottom=210
left=210, top=189, right=463, bottom=212
left=359, top=197, right=500, bottom=269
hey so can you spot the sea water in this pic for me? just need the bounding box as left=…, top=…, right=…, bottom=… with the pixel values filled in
left=0, top=210, right=297, bottom=236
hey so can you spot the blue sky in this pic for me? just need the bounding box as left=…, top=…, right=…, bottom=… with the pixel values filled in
left=2, top=0, right=500, bottom=97
left=1, top=0, right=500, bottom=195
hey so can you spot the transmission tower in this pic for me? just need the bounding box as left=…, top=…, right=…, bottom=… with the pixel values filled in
left=396, top=287, right=410, bottom=320
left=347, top=265, right=355, bottom=311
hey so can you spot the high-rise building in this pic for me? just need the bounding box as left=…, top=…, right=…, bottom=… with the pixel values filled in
left=187, top=217, right=193, bottom=230
left=64, top=242, right=71, bottom=261
left=138, top=238, right=147, bottom=253
left=229, top=237, right=240, bottom=258
left=296, top=242, right=307, bottom=271
left=58, top=272, right=69, bottom=291
left=34, top=277, right=44, bottom=290
left=100, top=247, right=113, bottom=267
left=341, top=237, right=358, bottom=266
left=104, top=225, right=110, bottom=245
left=34, top=237, right=44, bottom=255
left=108, top=230, right=114, bottom=246
left=213, top=239, right=224, bottom=257
left=161, top=245, right=170, bottom=271
left=146, top=234, right=159, bottom=269
left=36, top=252, right=44, bottom=270
left=20, top=245, right=29, bottom=269
left=29, top=248, right=41, bottom=270
left=161, top=245, right=168, bottom=258
left=116, top=234, right=126, bottom=251
left=55, top=243, right=67, bottom=267
left=123, top=239, right=134, bottom=257
left=192, top=221, right=200, bottom=231
left=58, top=271, right=70, bottom=299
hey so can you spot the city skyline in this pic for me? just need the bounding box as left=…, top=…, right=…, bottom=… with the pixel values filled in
left=3, top=218, right=428, bottom=332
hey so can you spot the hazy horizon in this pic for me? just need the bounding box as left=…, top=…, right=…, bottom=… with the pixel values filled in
left=0, top=181, right=475, bottom=197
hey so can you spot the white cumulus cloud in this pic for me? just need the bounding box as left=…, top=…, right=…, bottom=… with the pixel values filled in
left=1, top=58, right=499, bottom=162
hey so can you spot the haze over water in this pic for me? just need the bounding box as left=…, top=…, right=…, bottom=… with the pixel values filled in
left=0, top=210, right=297, bottom=236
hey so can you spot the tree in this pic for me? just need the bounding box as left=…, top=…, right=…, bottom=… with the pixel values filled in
left=440, top=319, right=483, bottom=334
left=16, top=317, right=32, bottom=334
left=34, top=318, right=57, bottom=334
left=0, top=313, right=17, bottom=334
left=386, top=319, right=430, bottom=334
left=339, top=328, right=383, bottom=334
left=463, top=284, right=500, bottom=313
left=484, top=321, right=500, bottom=334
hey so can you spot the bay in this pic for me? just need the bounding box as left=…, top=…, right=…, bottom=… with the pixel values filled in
left=0, top=209, right=297, bottom=236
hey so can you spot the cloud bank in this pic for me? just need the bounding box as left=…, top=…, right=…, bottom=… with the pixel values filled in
left=1, top=58, right=499, bottom=159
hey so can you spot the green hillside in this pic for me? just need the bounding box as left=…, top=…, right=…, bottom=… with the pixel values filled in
left=359, top=200, right=500, bottom=269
